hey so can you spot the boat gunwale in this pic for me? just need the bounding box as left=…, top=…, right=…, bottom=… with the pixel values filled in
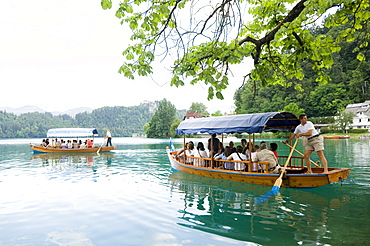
left=168, top=150, right=349, bottom=178
left=30, top=144, right=116, bottom=153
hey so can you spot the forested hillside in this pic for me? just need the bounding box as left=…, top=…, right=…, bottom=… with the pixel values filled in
left=0, top=102, right=187, bottom=138
left=234, top=21, right=370, bottom=117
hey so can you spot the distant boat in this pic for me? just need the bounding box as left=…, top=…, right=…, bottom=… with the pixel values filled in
left=30, top=128, right=116, bottom=153
left=323, top=135, right=350, bottom=139
left=167, top=112, right=350, bottom=188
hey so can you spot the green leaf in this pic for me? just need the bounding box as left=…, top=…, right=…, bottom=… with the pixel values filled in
left=216, top=91, right=224, bottom=100
left=356, top=53, right=365, bottom=61
left=101, top=0, right=112, bottom=10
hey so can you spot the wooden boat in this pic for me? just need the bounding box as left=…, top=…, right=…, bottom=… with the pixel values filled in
left=167, top=112, right=350, bottom=188
left=323, top=135, right=350, bottom=139
left=30, top=128, right=116, bottom=153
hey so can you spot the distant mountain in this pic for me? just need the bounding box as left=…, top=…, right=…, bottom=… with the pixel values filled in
left=0, top=106, right=93, bottom=117
left=52, top=107, right=93, bottom=117
left=0, top=105, right=46, bottom=115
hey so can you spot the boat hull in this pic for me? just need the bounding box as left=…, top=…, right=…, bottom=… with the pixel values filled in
left=30, top=144, right=116, bottom=153
left=323, top=135, right=350, bottom=139
left=167, top=149, right=350, bottom=188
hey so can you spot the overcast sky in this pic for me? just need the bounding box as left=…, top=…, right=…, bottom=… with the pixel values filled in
left=0, top=0, right=252, bottom=114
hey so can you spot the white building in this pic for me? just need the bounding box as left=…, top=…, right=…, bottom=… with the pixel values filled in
left=345, top=100, right=370, bottom=131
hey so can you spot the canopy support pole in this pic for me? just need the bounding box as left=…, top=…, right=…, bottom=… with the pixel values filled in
left=183, top=135, right=186, bottom=163
left=210, top=135, right=214, bottom=168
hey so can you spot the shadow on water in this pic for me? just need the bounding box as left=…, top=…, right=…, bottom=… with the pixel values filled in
left=168, top=170, right=355, bottom=245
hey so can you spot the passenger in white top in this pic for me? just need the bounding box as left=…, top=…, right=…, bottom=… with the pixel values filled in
left=251, top=145, right=261, bottom=172
left=177, top=142, right=195, bottom=164
left=228, top=145, right=247, bottom=171
left=193, top=142, right=208, bottom=167
left=80, top=141, right=86, bottom=149
left=283, top=114, right=328, bottom=174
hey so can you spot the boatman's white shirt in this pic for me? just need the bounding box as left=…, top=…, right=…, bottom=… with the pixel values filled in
left=294, top=121, right=319, bottom=138
left=106, top=131, right=111, bottom=138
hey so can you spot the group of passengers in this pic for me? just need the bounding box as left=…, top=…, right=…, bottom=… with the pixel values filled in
left=176, top=134, right=281, bottom=173
left=41, top=138, right=95, bottom=149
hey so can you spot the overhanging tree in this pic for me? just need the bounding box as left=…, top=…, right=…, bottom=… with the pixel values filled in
left=102, top=0, right=369, bottom=100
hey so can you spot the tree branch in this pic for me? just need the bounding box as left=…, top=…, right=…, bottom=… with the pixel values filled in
left=239, top=0, right=308, bottom=65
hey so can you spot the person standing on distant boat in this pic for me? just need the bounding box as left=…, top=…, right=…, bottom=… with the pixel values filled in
left=283, top=114, right=328, bottom=174
left=105, top=129, right=112, bottom=146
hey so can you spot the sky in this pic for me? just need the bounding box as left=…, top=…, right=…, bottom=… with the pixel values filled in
left=0, top=0, right=253, bottom=114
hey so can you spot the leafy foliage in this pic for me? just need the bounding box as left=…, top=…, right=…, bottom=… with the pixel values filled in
left=234, top=20, right=370, bottom=117
left=145, top=99, right=177, bottom=138
left=335, top=111, right=355, bottom=133
left=189, top=102, right=209, bottom=117
left=102, top=0, right=369, bottom=100
left=0, top=102, right=187, bottom=138
left=283, top=103, right=305, bottom=118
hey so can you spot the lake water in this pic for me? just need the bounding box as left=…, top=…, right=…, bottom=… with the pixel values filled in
left=0, top=137, right=369, bottom=246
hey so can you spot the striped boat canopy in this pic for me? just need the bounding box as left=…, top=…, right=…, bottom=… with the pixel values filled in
left=176, top=112, right=300, bottom=135
left=47, top=128, right=98, bottom=137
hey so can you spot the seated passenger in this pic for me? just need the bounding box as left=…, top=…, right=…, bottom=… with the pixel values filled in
left=185, top=142, right=195, bottom=164
left=80, top=141, right=87, bottom=149
left=241, top=139, right=248, bottom=154
left=251, top=145, right=262, bottom=172
left=61, top=140, right=67, bottom=149
left=215, top=146, right=232, bottom=170
left=270, top=142, right=278, bottom=158
left=87, top=139, right=93, bottom=148
left=177, top=142, right=189, bottom=157
left=72, top=140, right=79, bottom=149
left=55, top=139, right=61, bottom=148
left=41, top=139, right=47, bottom=147
left=244, top=142, right=252, bottom=157
left=50, top=138, right=56, bottom=148
left=228, top=145, right=247, bottom=171
left=193, top=142, right=208, bottom=167
left=229, top=141, right=236, bottom=153
left=67, top=140, right=73, bottom=149
left=213, top=142, right=225, bottom=158
left=254, top=144, right=280, bottom=173
left=177, top=142, right=195, bottom=164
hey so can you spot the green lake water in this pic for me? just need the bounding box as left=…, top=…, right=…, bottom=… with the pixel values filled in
left=0, top=137, right=369, bottom=245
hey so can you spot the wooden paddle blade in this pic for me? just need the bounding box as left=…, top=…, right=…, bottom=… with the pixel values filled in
left=273, top=178, right=282, bottom=189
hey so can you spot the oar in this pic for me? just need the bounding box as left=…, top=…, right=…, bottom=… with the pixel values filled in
left=272, top=138, right=299, bottom=192
left=97, top=139, right=105, bottom=153
left=256, top=138, right=299, bottom=203
left=282, top=142, right=321, bottom=167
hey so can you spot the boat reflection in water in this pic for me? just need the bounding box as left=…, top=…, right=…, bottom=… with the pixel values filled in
left=31, top=152, right=115, bottom=168
left=169, top=171, right=351, bottom=245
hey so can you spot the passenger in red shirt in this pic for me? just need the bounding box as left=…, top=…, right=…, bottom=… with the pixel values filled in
left=270, top=142, right=278, bottom=158
left=87, top=139, right=93, bottom=148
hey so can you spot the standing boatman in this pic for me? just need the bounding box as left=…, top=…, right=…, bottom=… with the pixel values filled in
left=282, top=114, right=328, bottom=174
left=105, top=129, right=112, bottom=146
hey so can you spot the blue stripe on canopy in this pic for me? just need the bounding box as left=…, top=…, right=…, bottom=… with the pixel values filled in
left=47, top=128, right=98, bottom=137
left=176, top=112, right=300, bottom=135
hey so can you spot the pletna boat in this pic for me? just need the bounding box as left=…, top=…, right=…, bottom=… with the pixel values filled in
left=166, top=112, right=350, bottom=188
left=30, top=128, right=116, bottom=153
left=323, top=135, right=350, bottom=139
